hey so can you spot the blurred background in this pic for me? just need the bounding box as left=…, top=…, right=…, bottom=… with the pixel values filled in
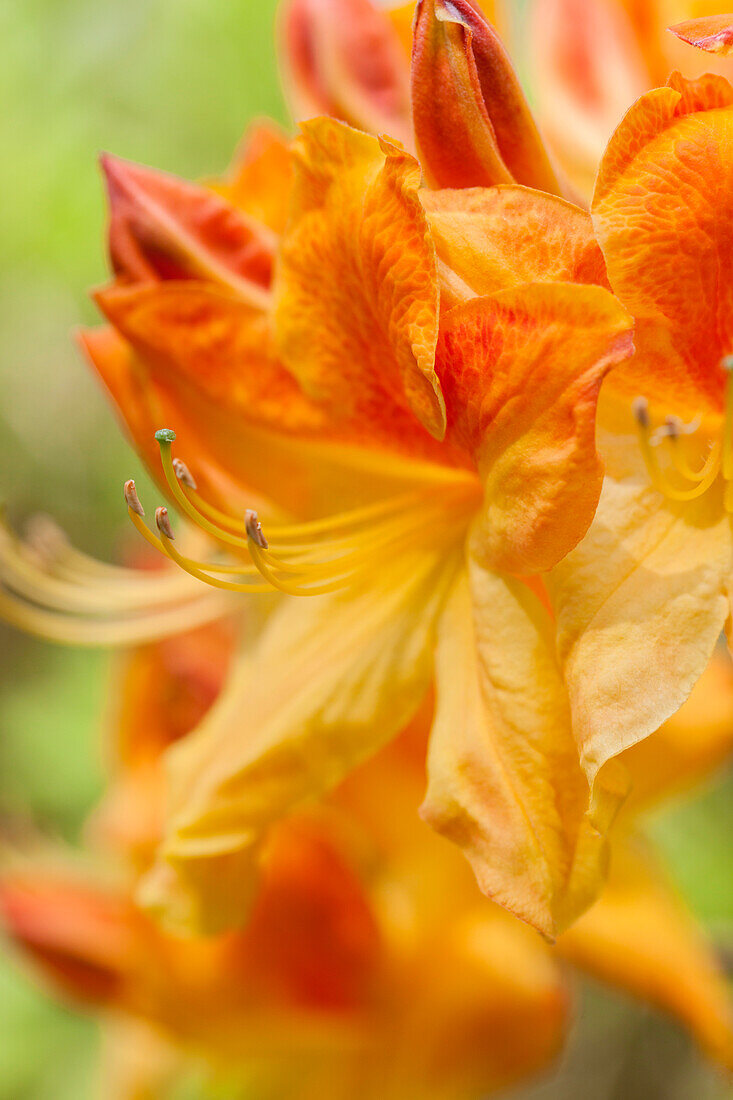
left=0, top=1, right=731, bottom=1097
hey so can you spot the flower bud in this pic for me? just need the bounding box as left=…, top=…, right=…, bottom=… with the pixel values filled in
left=412, top=0, right=563, bottom=194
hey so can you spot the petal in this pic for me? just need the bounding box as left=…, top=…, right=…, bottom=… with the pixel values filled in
left=277, top=0, right=412, bottom=145
left=592, top=75, right=733, bottom=412
left=140, top=549, right=456, bottom=933
left=275, top=117, right=448, bottom=443
left=412, top=0, right=563, bottom=194
left=0, top=868, right=136, bottom=1007
left=436, top=282, right=634, bottom=574
left=618, top=649, right=733, bottom=817
left=547, top=405, right=732, bottom=790
left=91, top=283, right=461, bottom=518
left=558, top=842, right=733, bottom=1070
left=420, top=185, right=609, bottom=303
left=212, top=121, right=294, bottom=235
left=529, top=0, right=649, bottom=198
left=421, top=560, right=624, bottom=940
left=670, top=14, right=733, bottom=56
left=100, top=154, right=275, bottom=302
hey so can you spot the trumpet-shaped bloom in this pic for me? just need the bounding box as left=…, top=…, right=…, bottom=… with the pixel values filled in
left=546, top=70, right=733, bottom=798
left=3, top=635, right=732, bottom=1097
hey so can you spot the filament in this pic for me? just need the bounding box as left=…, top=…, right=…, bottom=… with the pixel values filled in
left=633, top=365, right=733, bottom=511
left=124, top=431, right=479, bottom=598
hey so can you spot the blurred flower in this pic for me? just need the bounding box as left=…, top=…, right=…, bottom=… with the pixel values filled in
left=2, top=634, right=732, bottom=1097
left=529, top=0, right=733, bottom=196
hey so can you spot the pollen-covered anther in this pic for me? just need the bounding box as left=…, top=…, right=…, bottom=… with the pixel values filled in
left=124, top=479, right=145, bottom=517
left=155, top=506, right=176, bottom=541
left=23, top=515, right=69, bottom=563
left=172, top=458, right=197, bottom=490
left=244, top=509, right=269, bottom=549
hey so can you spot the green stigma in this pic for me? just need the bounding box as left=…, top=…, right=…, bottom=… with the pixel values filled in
left=154, top=428, right=177, bottom=444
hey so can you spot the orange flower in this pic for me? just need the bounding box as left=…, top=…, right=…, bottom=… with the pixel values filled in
left=3, top=637, right=732, bottom=1096
left=546, top=69, right=733, bottom=806
left=529, top=0, right=733, bottom=196
left=0, top=4, right=635, bottom=939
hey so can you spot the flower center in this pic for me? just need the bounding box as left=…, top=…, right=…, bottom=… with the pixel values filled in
left=632, top=356, right=733, bottom=511
left=124, top=429, right=477, bottom=598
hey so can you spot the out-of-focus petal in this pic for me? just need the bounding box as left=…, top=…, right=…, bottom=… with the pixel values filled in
left=420, top=185, right=608, bottom=304
left=436, top=282, right=633, bottom=574
left=618, top=650, right=733, bottom=817
left=421, top=562, right=624, bottom=940
left=213, top=121, right=294, bottom=235
left=0, top=869, right=137, bottom=1007
left=277, top=0, right=412, bottom=145
left=530, top=0, right=649, bottom=198
left=275, top=117, right=449, bottom=444
left=548, top=401, right=732, bottom=791
left=670, top=14, right=733, bottom=55
left=140, top=549, right=456, bottom=933
left=558, top=842, right=733, bottom=1070
left=593, top=73, right=733, bottom=413
left=412, top=0, right=563, bottom=194
left=101, top=154, right=275, bottom=300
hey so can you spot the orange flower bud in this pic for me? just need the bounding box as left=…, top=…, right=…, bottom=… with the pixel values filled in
left=278, top=0, right=412, bottom=146
left=412, top=0, right=563, bottom=194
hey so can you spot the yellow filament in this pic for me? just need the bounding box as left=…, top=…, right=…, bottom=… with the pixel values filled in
left=668, top=438, right=720, bottom=482
left=156, top=530, right=273, bottom=594
left=157, top=439, right=249, bottom=551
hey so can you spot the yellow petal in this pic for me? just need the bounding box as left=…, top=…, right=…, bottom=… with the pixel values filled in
left=274, top=117, right=447, bottom=444
left=619, top=649, right=733, bottom=817
left=421, top=559, right=624, bottom=940
left=140, top=549, right=458, bottom=933
left=558, top=841, right=733, bottom=1070
left=548, top=399, right=732, bottom=791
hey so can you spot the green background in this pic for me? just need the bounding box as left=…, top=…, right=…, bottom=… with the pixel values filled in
left=0, top=1, right=731, bottom=1097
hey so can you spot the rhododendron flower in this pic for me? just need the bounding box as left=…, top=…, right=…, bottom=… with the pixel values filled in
left=530, top=0, right=733, bottom=197
left=546, top=68, right=733, bottom=804
left=2, top=635, right=732, bottom=1098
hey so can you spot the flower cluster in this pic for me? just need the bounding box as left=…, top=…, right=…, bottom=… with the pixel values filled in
left=2, top=0, right=733, bottom=1094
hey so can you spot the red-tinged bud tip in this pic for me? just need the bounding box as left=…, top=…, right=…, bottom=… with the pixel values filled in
left=412, top=0, right=562, bottom=194
left=124, top=480, right=145, bottom=517
left=155, top=506, right=175, bottom=541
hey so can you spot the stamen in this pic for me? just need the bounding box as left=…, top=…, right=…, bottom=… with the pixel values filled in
left=124, top=479, right=145, bottom=517
left=155, top=506, right=176, bottom=541
left=172, top=458, right=197, bottom=490
left=244, top=510, right=268, bottom=549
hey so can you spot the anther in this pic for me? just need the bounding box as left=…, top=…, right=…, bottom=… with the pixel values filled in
left=244, top=509, right=268, bottom=549
left=632, top=396, right=650, bottom=428
left=172, top=458, right=197, bottom=491
left=24, top=515, right=69, bottom=561
left=155, top=506, right=175, bottom=540
left=154, top=428, right=177, bottom=444
left=124, top=479, right=145, bottom=517
left=721, top=355, right=733, bottom=372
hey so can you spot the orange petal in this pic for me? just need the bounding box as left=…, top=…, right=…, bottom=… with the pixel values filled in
left=670, top=14, right=733, bottom=56
left=593, top=74, right=733, bottom=414
left=529, top=0, right=649, bottom=199
left=412, top=0, right=563, bottom=194
left=420, top=185, right=609, bottom=305
left=213, top=121, right=294, bottom=235
left=101, top=154, right=275, bottom=302
left=0, top=869, right=137, bottom=1007
left=244, top=818, right=380, bottom=1012
left=436, top=282, right=633, bottom=574
left=277, top=0, right=412, bottom=145
left=558, top=842, right=733, bottom=1070
left=275, top=117, right=449, bottom=444
left=618, top=649, right=733, bottom=817
left=422, top=562, right=623, bottom=939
